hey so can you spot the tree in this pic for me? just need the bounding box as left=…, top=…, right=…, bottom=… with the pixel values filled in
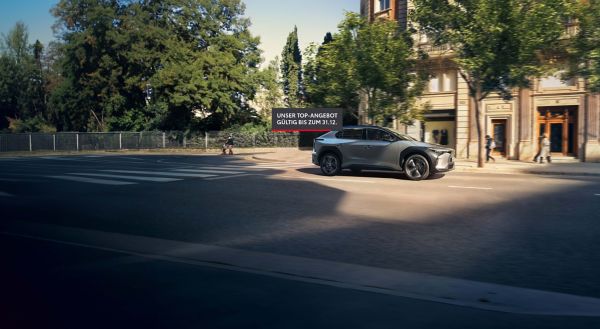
left=568, top=0, right=600, bottom=92
left=280, top=26, right=303, bottom=107
left=253, top=57, right=284, bottom=125
left=0, top=22, right=50, bottom=131
left=412, top=0, right=576, bottom=167
left=51, top=0, right=262, bottom=132
left=305, top=12, right=427, bottom=126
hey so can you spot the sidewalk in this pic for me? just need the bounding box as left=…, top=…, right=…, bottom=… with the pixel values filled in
left=248, top=148, right=600, bottom=177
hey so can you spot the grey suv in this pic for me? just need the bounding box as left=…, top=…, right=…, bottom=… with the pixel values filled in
left=312, top=126, right=454, bottom=180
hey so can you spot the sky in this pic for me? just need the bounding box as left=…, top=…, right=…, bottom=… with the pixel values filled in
left=0, top=0, right=358, bottom=65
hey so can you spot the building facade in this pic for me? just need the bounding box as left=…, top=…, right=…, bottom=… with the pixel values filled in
left=360, top=0, right=600, bottom=162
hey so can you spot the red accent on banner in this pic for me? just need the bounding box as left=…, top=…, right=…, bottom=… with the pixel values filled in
left=272, top=130, right=330, bottom=132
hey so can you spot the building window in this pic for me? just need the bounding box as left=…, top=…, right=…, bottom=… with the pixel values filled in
left=375, top=0, right=391, bottom=12
left=442, top=71, right=456, bottom=92
left=428, top=70, right=456, bottom=93
left=429, top=74, right=440, bottom=93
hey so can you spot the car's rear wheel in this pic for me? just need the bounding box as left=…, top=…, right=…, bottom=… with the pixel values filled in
left=320, top=153, right=341, bottom=176
left=403, top=154, right=430, bottom=181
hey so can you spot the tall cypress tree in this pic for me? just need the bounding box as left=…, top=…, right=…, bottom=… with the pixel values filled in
left=280, top=26, right=303, bottom=107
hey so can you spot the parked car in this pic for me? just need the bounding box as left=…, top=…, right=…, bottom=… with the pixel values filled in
left=312, top=125, right=455, bottom=180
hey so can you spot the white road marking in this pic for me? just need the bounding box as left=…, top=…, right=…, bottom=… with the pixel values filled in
left=595, top=194, right=600, bottom=197
left=69, top=173, right=182, bottom=182
left=198, top=165, right=265, bottom=171
left=47, top=175, right=136, bottom=185
left=3, top=222, right=600, bottom=317
left=276, top=175, right=376, bottom=184
left=118, top=157, right=144, bottom=161
left=39, top=156, right=71, bottom=160
left=253, top=163, right=306, bottom=168
left=102, top=170, right=216, bottom=178
left=204, top=174, right=257, bottom=181
left=174, top=168, right=245, bottom=175
left=0, top=191, right=14, bottom=197
left=448, top=185, right=493, bottom=190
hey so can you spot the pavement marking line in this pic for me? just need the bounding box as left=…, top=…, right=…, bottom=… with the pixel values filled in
left=173, top=168, right=246, bottom=175
left=448, top=186, right=493, bottom=190
left=2, top=221, right=600, bottom=317
left=47, top=175, right=137, bottom=185
left=204, top=173, right=257, bottom=181
left=68, top=173, right=182, bottom=183
left=595, top=194, right=600, bottom=196
left=0, top=191, right=14, bottom=197
left=39, top=156, right=72, bottom=161
left=118, top=157, right=144, bottom=161
left=102, top=170, right=217, bottom=178
left=276, top=175, right=376, bottom=184
left=195, top=166, right=269, bottom=171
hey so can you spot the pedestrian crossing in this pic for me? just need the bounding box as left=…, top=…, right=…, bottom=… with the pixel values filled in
left=44, top=162, right=309, bottom=186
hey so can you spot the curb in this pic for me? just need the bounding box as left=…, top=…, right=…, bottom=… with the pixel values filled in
left=248, top=156, right=600, bottom=177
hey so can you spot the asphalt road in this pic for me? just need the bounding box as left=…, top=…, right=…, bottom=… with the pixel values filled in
left=1, top=153, right=600, bottom=328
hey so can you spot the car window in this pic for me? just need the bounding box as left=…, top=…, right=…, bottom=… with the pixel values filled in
left=341, top=129, right=364, bottom=140
left=367, top=128, right=395, bottom=142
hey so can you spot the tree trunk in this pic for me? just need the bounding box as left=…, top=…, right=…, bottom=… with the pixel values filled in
left=473, top=87, right=485, bottom=168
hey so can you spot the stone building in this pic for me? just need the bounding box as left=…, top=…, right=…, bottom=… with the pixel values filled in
left=359, top=0, right=600, bottom=162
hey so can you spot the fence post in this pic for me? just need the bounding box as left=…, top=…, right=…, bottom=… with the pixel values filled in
left=53, top=134, right=56, bottom=151
left=29, top=133, right=32, bottom=152
left=119, top=132, right=122, bottom=150
left=162, top=132, right=166, bottom=148
left=76, top=133, right=79, bottom=151
left=183, top=135, right=187, bottom=148
left=140, top=131, right=143, bottom=149
left=204, top=132, right=208, bottom=151
left=253, top=133, right=256, bottom=148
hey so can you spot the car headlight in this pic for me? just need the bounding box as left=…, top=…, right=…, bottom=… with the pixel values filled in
left=428, top=148, right=449, bottom=156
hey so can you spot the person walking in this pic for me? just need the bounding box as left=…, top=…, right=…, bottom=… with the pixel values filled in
left=222, top=134, right=234, bottom=155
left=485, top=135, right=496, bottom=162
left=538, top=134, right=551, bottom=163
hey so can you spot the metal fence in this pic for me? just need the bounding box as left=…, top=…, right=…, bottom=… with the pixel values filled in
left=0, top=131, right=305, bottom=153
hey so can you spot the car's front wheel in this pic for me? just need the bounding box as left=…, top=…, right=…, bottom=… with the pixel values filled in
left=403, top=154, right=430, bottom=181
left=320, top=153, right=341, bottom=176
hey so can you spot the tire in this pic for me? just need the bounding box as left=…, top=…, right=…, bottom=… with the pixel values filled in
left=320, top=152, right=341, bottom=176
left=403, top=154, right=430, bottom=181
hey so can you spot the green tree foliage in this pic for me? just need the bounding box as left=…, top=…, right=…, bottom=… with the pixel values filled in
left=50, top=0, right=261, bottom=132
left=280, top=26, right=303, bottom=107
left=568, top=0, right=600, bottom=92
left=412, top=0, right=576, bottom=167
left=305, top=12, right=427, bottom=126
left=0, top=22, right=51, bottom=131
left=253, top=57, right=284, bottom=126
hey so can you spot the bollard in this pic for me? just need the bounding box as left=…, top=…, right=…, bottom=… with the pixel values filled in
left=205, top=133, right=208, bottom=151
left=29, top=133, right=32, bottom=152
left=76, top=133, right=79, bottom=151
left=53, top=134, right=56, bottom=151
left=119, top=132, right=122, bottom=150
left=163, top=132, right=166, bottom=148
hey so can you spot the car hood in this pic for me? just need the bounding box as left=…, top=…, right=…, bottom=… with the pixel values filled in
left=407, top=141, right=437, bottom=147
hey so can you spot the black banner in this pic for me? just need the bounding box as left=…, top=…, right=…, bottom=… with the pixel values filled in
left=272, top=108, right=343, bottom=132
